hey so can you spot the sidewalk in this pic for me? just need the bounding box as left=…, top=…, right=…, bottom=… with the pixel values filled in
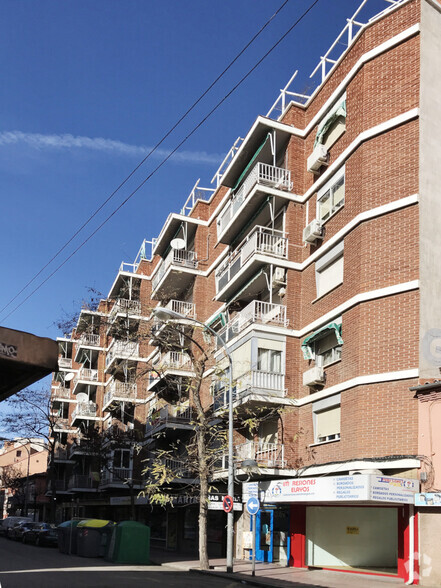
left=150, top=548, right=406, bottom=588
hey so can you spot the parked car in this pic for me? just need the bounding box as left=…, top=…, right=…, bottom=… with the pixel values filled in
left=22, top=522, right=58, bottom=546
left=0, top=517, right=32, bottom=538
left=10, top=521, right=38, bottom=541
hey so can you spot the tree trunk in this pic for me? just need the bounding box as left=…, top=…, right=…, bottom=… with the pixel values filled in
left=198, top=427, right=209, bottom=570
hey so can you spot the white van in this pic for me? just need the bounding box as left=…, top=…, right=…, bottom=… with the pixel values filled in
left=0, top=516, right=32, bottom=537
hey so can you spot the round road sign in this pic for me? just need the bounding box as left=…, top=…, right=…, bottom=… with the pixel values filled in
left=246, top=497, right=260, bottom=515
left=223, top=495, right=234, bottom=513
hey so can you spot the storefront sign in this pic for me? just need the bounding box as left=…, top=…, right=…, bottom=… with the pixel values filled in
left=346, top=526, right=359, bottom=534
left=0, top=342, right=17, bottom=358
left=243, top=475, right=418, bottom=505
left=415, top=492, right=441, bottom=506
left=110, top=493, right=243, bottom=508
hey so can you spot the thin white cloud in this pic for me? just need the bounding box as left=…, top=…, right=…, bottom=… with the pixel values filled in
left=0, top=130, right=223, bottom=165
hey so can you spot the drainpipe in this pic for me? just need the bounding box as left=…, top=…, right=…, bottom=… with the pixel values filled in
left=405, top=504, right=415, bottom=585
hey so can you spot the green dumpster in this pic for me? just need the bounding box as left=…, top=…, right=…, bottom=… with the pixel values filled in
left=106, top=521, right=150, bottom=564
left=76, top=519, right=115, bottom=557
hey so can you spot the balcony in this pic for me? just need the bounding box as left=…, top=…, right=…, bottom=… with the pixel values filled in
left=51, top=445, right=74, bottom=463
left=108, top=299, right=142, bottom=333
left=145, top=405, right=193, bottom=437
left=218, top=301, right=288, bottom=345
left=46, top=479, right=70, bottom=494
left=216, top=441, right=285, bottom=472
left=67, top=474, right=98, bottom=491
left=148, top=351, right=194, bottom=392
left=215, top=226, right=288, bottom=302
left=164, top=458, right=194, bottom=481
left=105, top=340, right=139, bottom=372
left=151, top=249, right=199, bottom=299
left=51, top=386, right=72, bottom=401
left=58, top=357, right=73, bottom=369
left=53, top=418, right=76, bottom=433
left=103, top=381, right=137, bottom=411
left=72, top=367, right=99, bottom=394
left=77, top=333, right=100, bottom=347
left=71, top=402, right=98, bottom=423
left=100, top=467, right=132, bottom=487
left=217, top=163, right=292, bottom=243
left=213, top=369, right=286, bottom=412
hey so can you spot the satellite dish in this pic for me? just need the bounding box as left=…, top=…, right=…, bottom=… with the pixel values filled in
left=76, top=393, right=88, bottom=403
left=64, top=372, right=75, bottom=382
left=170, top=238, right=186, bottom=250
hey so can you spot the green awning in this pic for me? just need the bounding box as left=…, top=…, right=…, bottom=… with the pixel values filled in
left=207, top=312, right=226, bottom=328
left=314, top=98, right=346, bottom=148
left=301, top=322, right=343, bottom=360
left=232, top=134, right=271, bottom=192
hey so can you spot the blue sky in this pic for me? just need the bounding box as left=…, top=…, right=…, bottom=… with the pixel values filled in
left=0, top=0, right=391, bottom=341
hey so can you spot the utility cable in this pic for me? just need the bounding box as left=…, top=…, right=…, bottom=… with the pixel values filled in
left=1, top=0, right=322, bottom=322
left=0, top=0, right=291, bottom=319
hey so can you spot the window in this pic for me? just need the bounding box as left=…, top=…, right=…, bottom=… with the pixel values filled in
left=16, top=450, right=22, bottom=458
left=318, top=172, right=345, bottom=222
left=257, top=348, right=282, bottom=373
left=314, top=330, right=342, bottom=367
left=113, top=449, right=130, bottom=469
left=313, top=395, right=341, bottom=444
left=314, top=95, right=346, bottom=150
left=315, top=242, right=344, bottom=298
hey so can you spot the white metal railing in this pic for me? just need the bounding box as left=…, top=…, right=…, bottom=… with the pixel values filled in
left=266, top=0, right=406, bottom=119
left=160, top=351, right=192, bottom=370
left=74, top=367, right=98, bottom=387
left=119, top=238, right=157, bottom=273
left=53, top=418, right=70, bottom=430
left=165, top=458, right=193, bottom=479
left=72, top=402, right=97, bottom=421
left=109, top=298, right=142, bottom=318
left=218, top=301, right=287, bottom=344
left=105, top=340, right=139, bottom=368
left=103, top=381, right=137, bottom=407
left=180, top=179, right=215, bottom=216
left=52, top=386, right=71, bottom=400
left=58, top=357, right=72, bottom=369
left=165, top=299, right=196, bottom=318
left=211, top=137, right=244, bottom=188
left=78, top=333, right=100, bottom=347
left=236, top=441, right=285, bottom=468
left=152, top=249, right=198, bottom=291
left=217, top=163, right=292, bottom=237
left=101, top=467, right=132, bottom=485
left=216, top=226, right=287, bottom=293
left=145, top=405, right=193, bottom=435
left=213, top=369, right=285, bottom=410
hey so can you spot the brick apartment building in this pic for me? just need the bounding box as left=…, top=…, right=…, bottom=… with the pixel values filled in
left=49, top=0, right=441, bottom=584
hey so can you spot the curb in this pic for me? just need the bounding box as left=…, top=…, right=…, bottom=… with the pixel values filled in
left=190, top=567, right=285, bottom=588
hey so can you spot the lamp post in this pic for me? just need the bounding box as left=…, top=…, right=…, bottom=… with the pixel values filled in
left=152, top=307, right=235, bottom=573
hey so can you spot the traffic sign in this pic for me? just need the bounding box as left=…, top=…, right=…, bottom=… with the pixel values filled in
left=223, top=495, right=234, bottom=513
left=246, top=497, right=260, bottom=515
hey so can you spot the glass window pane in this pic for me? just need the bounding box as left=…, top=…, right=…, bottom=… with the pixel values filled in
left=318, top=190, right=331, bottom=221
left=332, top=177, right=345, bottom=209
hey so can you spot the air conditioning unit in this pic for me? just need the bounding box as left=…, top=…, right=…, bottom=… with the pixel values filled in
left=307, top=144, right=329, bottom=173
left=273, top=267, right=286, bottom=284
left=303, top=366, right=325, bottom=387
left=303, top=219, right=323, bottom=244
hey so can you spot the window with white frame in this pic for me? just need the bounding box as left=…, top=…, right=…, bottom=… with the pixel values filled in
left=313, top=395, right=341, bottom=444
left=315, top=242, right=344, bottom=298
left=317, top=169, right=345, bottom=222
left=257, top=348, right=282, bottom=373
left=313, top=329, right=342, bottom=367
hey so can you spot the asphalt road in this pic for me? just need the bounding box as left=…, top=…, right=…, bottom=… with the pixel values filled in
left=0, top=537, right=241, bottom=588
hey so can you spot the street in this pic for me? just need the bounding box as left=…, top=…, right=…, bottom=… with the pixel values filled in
left=0, top=537, right=241, bottom=588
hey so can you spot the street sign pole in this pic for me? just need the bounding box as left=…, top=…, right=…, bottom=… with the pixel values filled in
left=252, top=513, right=256, bottom=577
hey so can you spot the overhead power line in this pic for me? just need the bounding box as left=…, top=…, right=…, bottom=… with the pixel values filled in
left=0, top=0, right=291, bottom=320
left=1, top=0, right=321, bottom=322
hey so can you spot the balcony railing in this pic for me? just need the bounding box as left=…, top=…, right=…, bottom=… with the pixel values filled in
left=105, top=341, right=139, bottom=368
left=236, top=441, right=285, bottom=468
left=217, top=163, right=292, bottom=237
left=218, top=301, right=288, bottom=344
left=73, top=367, right=98, bottom=389
left=71, top=402, right=97, bottom=421
left=216, top=226, right=288, bottom=294
left=53, top=418, right=70, bottom=430
left=109, top=298, right=142, bottom=318
left=58, top=357, right=73, bottom=369
left=52, top=386, right=72, bottom=400
left=77, top=333, right=100, bottom=347
left=164, top=299, right=196, bottom=318
left=100, top=468, right=132, bottom=485
left=52, top=445, right=69, bottom=460
left=145, top=405, right=193, bottom=435
left=152, top=249, right=198, bottom=291
left=103, top=381, right=137, bottom=408
left=159, top=351, right=192, bottom=370
left=213, top=370, right=285, bottom=410
left=68, top=475, right=97, bottom=490
left=165, top=458, right=193, bottom=479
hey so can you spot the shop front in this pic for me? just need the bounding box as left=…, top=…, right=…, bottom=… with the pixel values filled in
left=243, top=474, right=419, bottom=583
